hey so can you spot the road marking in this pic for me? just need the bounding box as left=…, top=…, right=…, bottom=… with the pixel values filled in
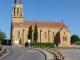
left=0, top=49, right=10, bottom=59
left=26, top=51, right=38, bottom=52
left=19, top=56, right=23, bottom=59
left=19, top=54, right=24, bottom=59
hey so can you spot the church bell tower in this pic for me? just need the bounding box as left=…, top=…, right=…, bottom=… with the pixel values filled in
left=12, top=0, right=23, bottom=23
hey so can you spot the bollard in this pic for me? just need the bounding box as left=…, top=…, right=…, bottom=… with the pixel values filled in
left=36, top=46, right=38, bottom=49
left=38, top=46, right=40, bottom=49
left=47, top=47, right=50, bottom=51
left=51, top=48, right=53, bottom=53
left=46, top=47, right=48, bottom=51
left=52, top=48, right=55, bottom=53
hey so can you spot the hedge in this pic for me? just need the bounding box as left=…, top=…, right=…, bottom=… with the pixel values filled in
left=25, top=42, right=55, bottom=48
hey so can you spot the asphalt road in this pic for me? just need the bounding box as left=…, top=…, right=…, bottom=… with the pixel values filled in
left=0, top=46, right=46, bottom=60
left=59, top=49, right=80, bottom=60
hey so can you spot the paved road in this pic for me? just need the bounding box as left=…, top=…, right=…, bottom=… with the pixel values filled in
left=59, top=49, right=80, bottom=60
left=0, top=46, right=45, bottom=60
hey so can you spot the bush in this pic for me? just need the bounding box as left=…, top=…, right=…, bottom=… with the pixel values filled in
left=30, top=42, right=55, bottom=48
left=71, top=34, right=80, bottom=44
left=19, top=38, right=22, bottom=44
left=25, top=42, right=29, bottom=47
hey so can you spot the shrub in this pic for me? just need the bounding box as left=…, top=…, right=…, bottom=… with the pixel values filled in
left=30, top=42, right=55, bottom=48
left=71, top=34, right=80, bottom=44
left=19, top=38, right=22, bottom=44
left=25, top=42, right=29, bottom=47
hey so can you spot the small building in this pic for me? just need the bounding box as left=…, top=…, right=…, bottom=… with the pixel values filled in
left=10, top=0, right=70, bottom=47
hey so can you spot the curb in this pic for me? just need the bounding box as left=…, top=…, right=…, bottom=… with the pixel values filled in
left=0, top=46, right=4, bottom=53
left=28, top=47, right=47, bottom=60
left=28, top=47, right=56, bottom=60
left=0, top=49, right=10, bottom=59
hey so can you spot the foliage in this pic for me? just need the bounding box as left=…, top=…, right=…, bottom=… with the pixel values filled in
left=71, top=34, right=80, bottom=44
left=19, top=38, right=22, bottom=44
left=30, top=42, right=55, bottom=48
left=25, top=42, right=29, bottom=47
left=34, top=24, right=38, bottom=42
left=73, top=41, right=80, bottom=45
left=28, top=25, right=33, bottom=41
left=0, top=32, right=6, bottom=41
left=0, top=30, right=6, bottom=45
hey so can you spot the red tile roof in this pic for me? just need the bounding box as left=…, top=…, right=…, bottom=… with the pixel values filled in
left=13, top=21, right=68, bottom=28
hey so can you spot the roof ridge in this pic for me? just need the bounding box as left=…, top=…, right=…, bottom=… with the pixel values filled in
left=24, top=20, right=63, bottom=23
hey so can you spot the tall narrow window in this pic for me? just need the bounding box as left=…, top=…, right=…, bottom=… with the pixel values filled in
left=17, top=7, right=19, bottom=14
left=20, top=8, right=22, bottom=16
left=52, top=32, right=54, bottom=39
left=44, top=32, right=46, bottom=38
left=14, top=8, right=15, bottom=15
left=18, top=31, right=20, bottom=38
left=27, top=31, right=29, bottom=36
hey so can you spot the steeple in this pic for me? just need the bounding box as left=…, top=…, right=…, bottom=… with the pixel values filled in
left=12, top=0, right=23, bottom=23
left=14, top=0, right=21, bottom=4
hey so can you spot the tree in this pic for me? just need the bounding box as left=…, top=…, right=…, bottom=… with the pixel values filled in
left=28, top=25, right=33, bottom=41
left=0, top=30, right=6, bottom=45
left=71, top=34, right=80, bottom=44
left=34, top=24, right=38, bottom=42
left=19, top=38, right=22, bottom=44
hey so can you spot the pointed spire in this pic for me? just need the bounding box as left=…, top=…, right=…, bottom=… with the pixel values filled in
left=14, top=0, right=21, bottom=5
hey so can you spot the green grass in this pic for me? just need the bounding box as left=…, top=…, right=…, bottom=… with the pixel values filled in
left=73, top=41, right=80, bottom=45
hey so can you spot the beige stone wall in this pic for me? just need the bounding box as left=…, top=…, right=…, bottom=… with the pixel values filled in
left=11, top=27, right=61, bottom=44
left=59, top=28, right=70, bottom=47
left=12, top=4, right=23, bottom=23
left=12, top=18, right=23, bottom=23
left=11, top=26, right=70, bottom=47
left=37, top=28, right=60, bottom=43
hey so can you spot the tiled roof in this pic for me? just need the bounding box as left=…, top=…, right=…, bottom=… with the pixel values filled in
left=13, top=21, right=68, bottom=28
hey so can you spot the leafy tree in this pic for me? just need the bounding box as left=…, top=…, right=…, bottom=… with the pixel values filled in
left=19, top=38, right=22, bottom=44
left=0, top=30, right=6, bottom=45
left=28, top=25, right=33, bottom=41
left=71, top=34, right=80, bottom=44
left=34, top=24, right=38, bottom=42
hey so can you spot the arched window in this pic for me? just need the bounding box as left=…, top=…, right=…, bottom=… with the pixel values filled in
left=18, top=31, right=20, bottom=38
left=14, top=7, right=15, bottom=15
left=44, top=32, right=46, bottom=38
left=52, top=32, right=54, bottom=39
left=17, top=7, right=19, bottom=14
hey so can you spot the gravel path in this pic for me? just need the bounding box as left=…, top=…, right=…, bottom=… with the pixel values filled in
left=59, top=49, right=80, bottom=60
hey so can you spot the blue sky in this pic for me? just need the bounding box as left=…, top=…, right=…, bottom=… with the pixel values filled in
left=0, top=0, right=80, bottom=38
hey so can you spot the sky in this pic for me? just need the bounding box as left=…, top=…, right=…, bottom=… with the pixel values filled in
left=0, top=0, right=80, bottom=38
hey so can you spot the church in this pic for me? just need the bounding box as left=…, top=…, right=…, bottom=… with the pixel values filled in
left=10, top=0, right=70, bottom=47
